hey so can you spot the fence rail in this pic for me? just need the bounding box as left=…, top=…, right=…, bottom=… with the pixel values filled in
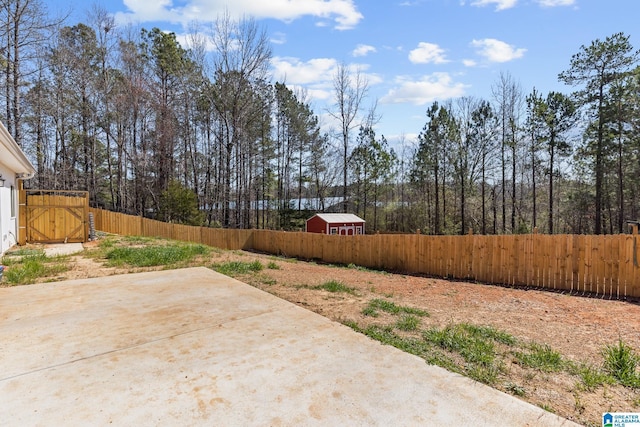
left=89, top=208, right=640, bottom=299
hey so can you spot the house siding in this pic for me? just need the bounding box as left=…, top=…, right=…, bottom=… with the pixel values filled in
left=0, top=162, right=18, bottom=255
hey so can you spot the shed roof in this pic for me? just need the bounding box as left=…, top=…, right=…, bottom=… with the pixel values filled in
left=309, top=213, right=365, bottom=223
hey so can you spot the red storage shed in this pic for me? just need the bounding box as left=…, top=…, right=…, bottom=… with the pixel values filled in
left=306, top=213, right=365, bottom=235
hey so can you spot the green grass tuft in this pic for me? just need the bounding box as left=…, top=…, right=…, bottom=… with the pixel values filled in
left=313, top=280, right=356, bottom=294
left=365, top=299, right=429, bottom=317
left=459, top=324, right=517, bottom=346
left=395, top=314, right=421, bottom=331
left=266, top=261, right=280, bottom=270
left=106, top=243, right=209, bottom=267
left=2, top=253, right=69, bottom=285
left=467, top=363, right=502, bottom=385
left=505, top=382, right=526, bottom=397
left=539, top=404, right=556, bottom=414
left=2, top=248, right=46, bottom=260
left=571, top=363, right=614, bottom=392
left=424, top=324, right=497, bottom=367
left=514, top=343, right=564, bottom=372
left=212, top=260, right=264, bottom=276
left=122, top=235, right=157, bottom=244
left=361, top=305, right=379, bottom=317
left=602, top=340, right=640, bottom=388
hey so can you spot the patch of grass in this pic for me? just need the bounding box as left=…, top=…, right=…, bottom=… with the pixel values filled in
left=345, top=320, right=464, bottom=374
left=97, top=238, right=116, bottom=249
left=424, top=352, right=461, bottom=373
left=365, top=299, right=429, bottom=317
left=257, top=274, right=277, bottom=285
left=122, top=235, right=157, bottom=244
left=369, top=298, right=400, bottom=314
left=539, top=403, right=556, bottom=414
left=345, top=263, right=379, bottom=273
left=505, top=382, right=526, bottom=397
left=460, top=324, right=517, bottom=346
left=212, top=260, right=264, bottom=276
left=467, top=363, right=502, bottom=385
left=395, top=314, right=421, bottom=331
left=2, top=248, right=45, bottom=259
left=421, top=323, right=516, bottom=385
left=571, top=363, right=614, bottom=392
left=313, top=280, right=356, bottom=294
left=349, top=323, right=435, bottom=358
left=2, top=253, right=69, bottom=285
left=325, top=262, right=387, bottom=274
left=602, top=340, right=640, bottom=388
left=341, top=320, right=360, bottom=330
left=573, top=392, right=585, bottom=414
left=424, top=324, right=497, bottom=367
left=361, top=305, right=379, bottom=317
left=266, top=261, right=280, bottom=270
left=105, top=243, right=209, bottom=267
left=514, top=343, right=564, bottom=372
left=268, top=255, right=297, bottom=264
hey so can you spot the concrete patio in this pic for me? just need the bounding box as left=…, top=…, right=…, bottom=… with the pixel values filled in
left=0, top=267, right=578, bottom=426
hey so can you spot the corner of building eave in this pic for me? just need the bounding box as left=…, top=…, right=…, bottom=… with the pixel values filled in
left=0, top=121, right=36, bottom=178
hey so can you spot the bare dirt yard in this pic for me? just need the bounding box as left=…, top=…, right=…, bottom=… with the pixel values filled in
left=3, top=237, right=639, bottom=427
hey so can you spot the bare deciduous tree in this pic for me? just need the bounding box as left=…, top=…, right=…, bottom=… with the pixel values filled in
left=328, top=63, right=368, bottom=213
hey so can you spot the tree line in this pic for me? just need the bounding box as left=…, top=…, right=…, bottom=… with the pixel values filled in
left=2, top=1, right=639, bottom=234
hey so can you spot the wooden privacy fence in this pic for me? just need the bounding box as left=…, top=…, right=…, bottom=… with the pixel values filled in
left=89, top=208, right=254, bottom=250
left=20, top=190, right=89, bottom=244
left=89, top=208, right=640, bottom=299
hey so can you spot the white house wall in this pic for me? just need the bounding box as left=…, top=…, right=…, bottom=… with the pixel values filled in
left=0, top=162, right=18, bottom=255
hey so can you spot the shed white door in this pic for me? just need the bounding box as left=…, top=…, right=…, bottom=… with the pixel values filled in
left=339, top=226, right=355, bottom=235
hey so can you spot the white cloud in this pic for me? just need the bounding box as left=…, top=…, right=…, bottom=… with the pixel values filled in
left=116, top=0, right=363, bottom=30
left=471, top=0, right=517, bottom=11
left=380, top=73, right=467, bottom=106
left=175, top=32, right=216, bottom=52
left=536, top=0, right=575, bottom=6
left=408, top=42, right=448, bottom=64
left=271, top=32, right=287, bottom=45
left=462, top=59, right=477, bottom=67
left=352, top=44, right=376, bottom=57
left=271, top=56, right=338, bottom=85
left=471, top=38, right=526, bottom=62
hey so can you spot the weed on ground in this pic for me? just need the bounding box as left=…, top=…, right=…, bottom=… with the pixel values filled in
left=363, top=298, right=429, bottom=317
left=313, top=280, right=357, bottom=294
left=514, top=343, right=565, bottom=372
left=602, top=340, right=640, bottom=388
left=1, top=252, right=69, bottom=285
left=211, top=260, right=264, bottom=276
left=105, top=243, right=209, bottom=267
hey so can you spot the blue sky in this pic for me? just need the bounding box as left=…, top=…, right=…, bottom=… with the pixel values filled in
left=46, top=0, right=639, bottom=147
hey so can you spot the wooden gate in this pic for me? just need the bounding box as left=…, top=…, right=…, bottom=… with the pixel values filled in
left=19, top=190, right=89, bottom=244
